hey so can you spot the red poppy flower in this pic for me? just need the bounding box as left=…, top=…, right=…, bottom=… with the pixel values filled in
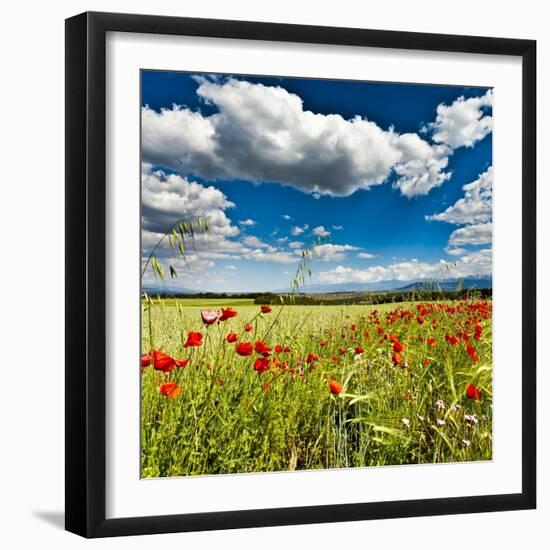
left=427, top=337, right=436, bottom=347
left=201, top=309, right=218, bottom=325
left=355, top=346, right=365, bottom=355
left=236, top=342, right=253, bottom=356
left=389, top=333, right=399, bottom=344
left=466, top=383, right=482, bottom=401
left=254, top=340, right=272, bottom=357
left=175, top=358, right=189, bottom=368
left=320, top=340, right=327, bottom=347
left=376, top=327, right=384, bottom=335
left=364, top=332, right=370, bottom=339
left=261, top=305, right=272, bottom=314
left=244, top=323, right=253, bottom=332
left=254, top=357, right=270, bottom=374
left=283, top=345, right=291, bottom=352
left=393, top=341, right=405, bottom=353
left=226, top=332, right=238, bottom=343
left=350, top=323, right=357, bottom=331
left=183, top=331, right=203, bottom=348
left=152, top=350, right=176, bottom=372
left=445, top=334, right=459, bottom=346
left=392, top=352, right=403, bottom=365
left=328, top=379, right=344, bottom=395
left=338, top=347, right=346, bottom=355
left=466, top=344, right=479, bottom=362
left=219, top=307, right=238, bottom=321
left=160, top=382, right=181, bottom=398
left=141, top=353, right=151, bottom=368
left=306, top=353, right=319, bottom=364
left=417, top=316, right=425, bottom=325
left=423, top=358, right=429, bottom=366
left=274, top=345, right=284, bottom=353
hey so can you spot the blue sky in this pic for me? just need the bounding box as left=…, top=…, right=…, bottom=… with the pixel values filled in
left=141, top=71, right=493, bottom=292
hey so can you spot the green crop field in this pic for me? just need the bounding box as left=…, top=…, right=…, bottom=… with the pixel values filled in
left=141, top=299, right=492, bottom=478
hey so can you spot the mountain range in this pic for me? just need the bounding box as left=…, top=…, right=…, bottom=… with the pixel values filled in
left=142, top=277, right=492, bottom=296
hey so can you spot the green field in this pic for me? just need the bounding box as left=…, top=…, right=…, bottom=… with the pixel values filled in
left=146, top=297, right=256, bottom=308
left=141, top=300, right=492, bottom=478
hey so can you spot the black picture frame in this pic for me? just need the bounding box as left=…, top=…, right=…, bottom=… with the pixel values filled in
left=65, top=11, right=536, bottom=538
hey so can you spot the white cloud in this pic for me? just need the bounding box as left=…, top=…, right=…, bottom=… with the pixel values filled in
left=291, top=224, right=309, bottom=236
left=311, top=243, right=359, bottom=262
left=332, top=225, right=344, bottom=230
left=448, top=222, right=492, bottom=246
left=288, top=241, right=304, bottom=249
left=142, top=165, right=301, bottom=274
left=239, top=219, right=256, bottom=226
left=241, top=235, right=270, bottom=249
left=427, top=90, right=493, bottom=149
left=282, top=214, right=292, bottom=220
left=317, top=249, right=492, bottom=284
left=276, top=237, right=288, bottom=243
left=312, top=225, right=331, bottom=237
left=357, top=252, right=377, bottom=259
left=142, top=78, right=453, bottom=198
left=391, top=136, right=451, bottom=197
left=426, top=167, right=493, bottom=225
left=141, top=163, right=238, bottom=237
left=224, top=265, right=237, bottom=271
left=242, top=248, right=298, bottom=264
left=445, top=247, right=468, bottom=256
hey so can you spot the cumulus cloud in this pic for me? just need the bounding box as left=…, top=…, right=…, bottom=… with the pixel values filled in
left=445, top=247, right=468, bottom=256
left=142, top=164, right=300, bottom=274
left=239, top=218, right=256, bottom=226
left=311, top=243, right=359, bottom=262
left=357, top=252, right=377, bottom=259
left=332, top=225, right=344, bottom=230
left=448, top=222, right=492, bottom=246
left=288, top=241, right=304, bottom=249
left=317, top=249, right=492, bottom=284
left=291, top=224, right=309, bottom=236
left=426, top=167, right=493, bottom=225
left=141, top=163, right=238, bottom=237
left=241, top=235, right=270, bottom=249
left=426, top=166, right=492, bottom=256
left=282, top=214, right=292, bottom=220
left=427, top=90, right=493, bottom=149
left=312, top=225, right=331, bottom=237
left=242, top=248, right=298, bottom=264
left=142, top=78, right=453, bottom=198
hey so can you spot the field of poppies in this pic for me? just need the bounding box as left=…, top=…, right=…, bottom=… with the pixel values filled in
left=141, top=298, right=492, bottom=478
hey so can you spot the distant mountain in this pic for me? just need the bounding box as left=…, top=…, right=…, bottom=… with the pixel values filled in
left=274, top=277, right=492, bottom=294
left=142, top=276, right=492, bottom=296
left=274, top=280, right=418, bottom=293
left=396, top=277, right=492, bottom=291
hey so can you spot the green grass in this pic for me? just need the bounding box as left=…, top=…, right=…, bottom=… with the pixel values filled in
left=141, top=300, right=492, bottom=478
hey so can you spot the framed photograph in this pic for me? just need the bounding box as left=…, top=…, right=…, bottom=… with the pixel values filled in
left=65, top=11, right=536, bottom=538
